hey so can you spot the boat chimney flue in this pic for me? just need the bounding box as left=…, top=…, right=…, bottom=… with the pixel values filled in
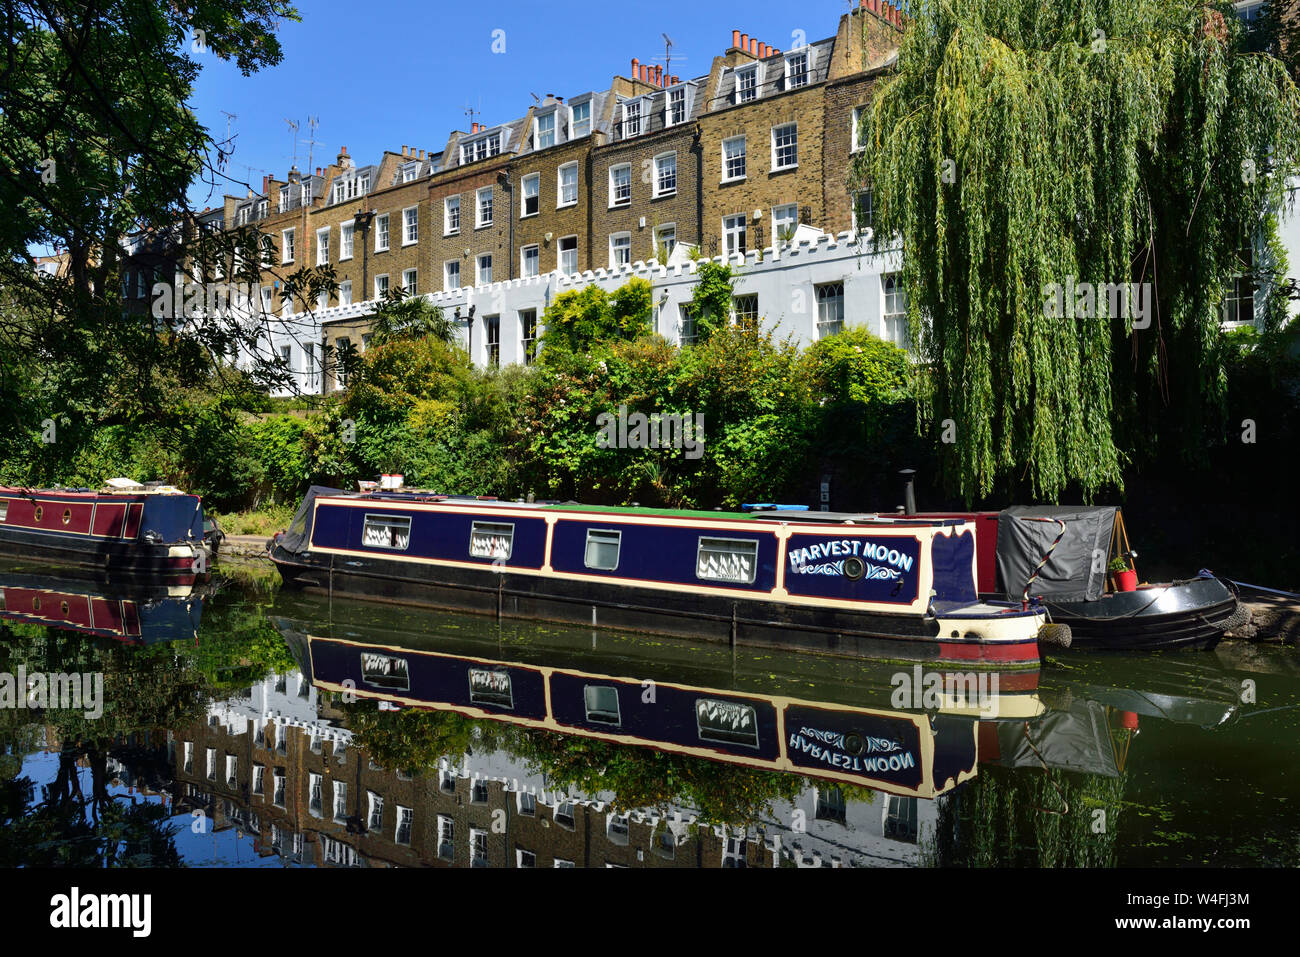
left=900, top=468, right=917, bottom=516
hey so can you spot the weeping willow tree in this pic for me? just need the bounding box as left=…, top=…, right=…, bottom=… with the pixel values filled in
left=855, top=0, right=1300, bottom=502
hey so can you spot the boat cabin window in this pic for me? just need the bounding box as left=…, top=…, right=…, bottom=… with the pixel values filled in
left=469, top=521, right=514, bottom=560
left=696, top=537, right=758, bottom=584
left=695, top=698, right=759, bottom=748
left=468, top=668, right=513, bottom=708
left=363, top=514, right=411, bottom=550
left=0, top=500, right=7, bottom=522
left=361, top=652, right=409, bottom=690
left=583, top=685, right=622, bottom=726
left=584, top=529, right=621, bottom=570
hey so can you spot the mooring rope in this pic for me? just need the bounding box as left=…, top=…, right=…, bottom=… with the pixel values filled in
left=1021, top=517, right=1068, bottom=609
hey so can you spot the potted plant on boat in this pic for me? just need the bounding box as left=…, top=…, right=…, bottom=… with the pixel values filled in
left=1109, top=554, right=1138, bottom=592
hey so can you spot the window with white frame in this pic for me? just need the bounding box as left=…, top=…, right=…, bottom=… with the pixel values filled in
left=374, top=274, right=389, bottom=299
left=518, top=791, right=537, bottom=815
left=733, top=294, right=759, bottom=330
left=655, top=224, right=676, bottom=259
left=667, top=86, right=687, bottom=126
left=723, top=214, right=748, bottom=257
left=472, top=132, right=503, bottom=164
left=773, top=204, right=799, bottom=243
left=444, top=196, right=460, bottom=235
left=786, top=51, right=809, bottom=89
left=261, top=286, right=272, bottom=313
left=225, top=754, right=237, bottom=787
left=374, top=213, right=389, bottom=251
left=883, top=273, right=908, bottom=347
left=394, top=806, right=413, bottom=846
left=736, top=65, right=758, bottom=103
left=558, top=163, right=579, bottom=206
left=571, top=101, right=592, bottom=138
left=341, top=220, right=355, bottom=259
left=281, top=228, right=295, bottom=263
left=477, top=187, right=494, bottom=227
left=679, top=304, right=698, bottom=345
left=367, top=791, right=383, bottom=831
left=273, top=770, right=285, bottom=807
left=851, top=106, right=865, bottom=153
left=772, top=123, right=798, bottom=170
left=816, top=281, right=846, bottom=339
left=609, top=164, right=631, bottom=206
left=437, top=816, right=454, bottom=860
left=478, top=254, right=493, bottom=285
left=622, top=99, right=642, bottom=137
left=316, top=227, right=330, bottom=264
left=183, top=742, right=194, bottom=774
left=654, top=152, right=677, bottom=197
left=610, top=232, right=632, bottom=268
left=486, top=315, right=500, bottom=367
left=402, top=268, right=417, bottom=294
left=854, top=189, right=873, bottom=232
left=517, top=848, right=537, bottom=868
left=206, top=748, right=215, bottom=780
left=333, top=780, right=348, bottom=822
left=559, top=235, right=578, bottom=274
left=723, top=136, right=747, bottom=182
left=308, top=772, right=323, bottom=814
left=470, top=827, right=487, bottom=864
left=401, top=162, right=419, bottom=183
left=536, top=112, right=556, bottom=150
left=445, top=259, right=460, bottom=290
left=1223, top=247, right=1255, bottom=325
left=339, top=280, right=352, bottom=306
left=522, top=173, right=540, bottom=217
left=332, top=172, right=370, bottom=204
left=252, top=763, right=264, bottom=795
left=520, top=308, right=538, bottom=364
left=402, top=206, right=418, bottom=245
left=521, top=244, right=540, bottom=278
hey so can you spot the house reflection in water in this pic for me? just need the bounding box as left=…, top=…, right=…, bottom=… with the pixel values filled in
left=165, top=668, right=936, bottom=868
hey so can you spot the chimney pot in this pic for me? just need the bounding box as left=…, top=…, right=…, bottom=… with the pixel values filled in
left=419, top=149, right=425, bottom=161
left=750, top=38, right=759, bottom=55
left=740, top=33, right=749, bottom=53
left=732, top=29, right=741, bottom=48
left=654, top=65, right=663, bottom=85
left=631, top=57, right=640, bottom=79
left=262, top=175, right=269, bottom=193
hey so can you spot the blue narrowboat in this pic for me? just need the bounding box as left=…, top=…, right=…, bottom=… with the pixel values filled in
left=0, top=485, right=211, bottom=583
left=301, top=634, right=981, bottom=798
left=270, top=489, right=1053, bottom=667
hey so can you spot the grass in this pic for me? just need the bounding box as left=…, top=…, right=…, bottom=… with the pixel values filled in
left=210, top=503, right=296, bottom=536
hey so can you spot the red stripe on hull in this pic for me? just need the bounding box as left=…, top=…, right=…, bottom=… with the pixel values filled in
left=937, top=638, right=1038, bottom=666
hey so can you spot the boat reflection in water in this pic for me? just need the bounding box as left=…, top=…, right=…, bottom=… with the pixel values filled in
left=0, top=563, right=205, bottom=644
left=157, top=593, right=1249, bottom=869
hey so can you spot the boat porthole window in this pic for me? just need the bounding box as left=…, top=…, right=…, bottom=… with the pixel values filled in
left=843, top=557, right=866, bottom=581
left=34, top=506, right=43, bottom=522
left=843, top=732, right=865, bottom=757
left=60, top=601, right=70, bottom=615
left=62, top=509, right=72, bottom=525
left=32, top=597, right=41, bottom=611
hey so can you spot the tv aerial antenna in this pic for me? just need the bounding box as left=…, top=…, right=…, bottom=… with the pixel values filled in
left=653, top=33, right=684, bottom=79
left=284, top=117, right=300, bottom=166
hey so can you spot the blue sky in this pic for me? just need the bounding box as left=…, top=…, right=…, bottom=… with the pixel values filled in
left=187, top=0, right=855, bottom=207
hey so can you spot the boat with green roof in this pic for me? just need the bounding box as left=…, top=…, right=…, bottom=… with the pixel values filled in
left=268, top=486, right=1055, bottom=667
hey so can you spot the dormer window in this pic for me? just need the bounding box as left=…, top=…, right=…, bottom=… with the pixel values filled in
left=786, top=51, right=809, bottom=89
left=667, top=86, right=688, bottom=126
left=571, top=101, right=592, bottom=138
left=536, top=112, right=556, bottom=150
left=622, top=100, right=642, bottom=137
left=461, top=132, right=503, bottom=165
left=255, top=199, right=268, bottom=219
left=332, top=172, right=370, bottom=205
left=400, top=162, right=419, bottom=183
left=736, top=65, right=759, bottom=103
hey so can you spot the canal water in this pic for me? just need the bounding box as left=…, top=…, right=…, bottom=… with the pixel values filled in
left=2, top=560, right=1297, bottom=869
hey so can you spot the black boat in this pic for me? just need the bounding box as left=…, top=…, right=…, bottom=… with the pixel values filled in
left=910, top=505, right=1244, bottom=649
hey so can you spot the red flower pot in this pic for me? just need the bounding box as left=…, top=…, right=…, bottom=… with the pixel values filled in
left=1114, top=569, right=1138, bottom=592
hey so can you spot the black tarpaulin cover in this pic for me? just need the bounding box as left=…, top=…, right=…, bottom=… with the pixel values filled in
left=279, top=486, right=350, bottom=554
left=995, top=700, right=1120, bottom=777
left=995, top=505, right=1118, bottom=602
